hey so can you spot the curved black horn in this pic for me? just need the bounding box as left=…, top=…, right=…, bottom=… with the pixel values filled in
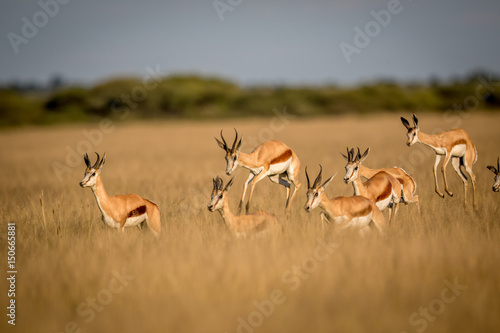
left=313, top=165, right=323, bottom=188
left=231, top=128, right=238, bottom=151
left=220, top=130, right=228, bottom=150
left=305, top=166, right=310, bottom=189
left=84, top=153, right=91, bottom=168
left=92, top=152, right=100, bottom=169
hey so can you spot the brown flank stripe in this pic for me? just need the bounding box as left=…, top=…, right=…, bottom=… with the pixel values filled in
left=351, top=204, right=372, bottom=218
left=127, top=205, right=146, bottom=218
left=271, top=149, right=292, bottom=164
left=376, top=184, right=392, bottom=202
left=452, top=139, right=467, bottom=146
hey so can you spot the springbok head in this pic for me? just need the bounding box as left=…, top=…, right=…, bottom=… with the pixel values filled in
left=486, top=157, right=500, bottom=192
left=342, top=147, right=369, bottom=184
left=215, top=128, right=242, bottom=176
left=401, top=114, right=420, bottom=147
left=80, top=152, right=106, bottom=188
left=304, top=165, right=335, bottom=212
left=207, top=176, right=234, bottom=212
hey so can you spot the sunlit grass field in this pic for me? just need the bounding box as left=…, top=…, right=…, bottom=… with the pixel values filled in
left=1, top=112, right=499, bottom=333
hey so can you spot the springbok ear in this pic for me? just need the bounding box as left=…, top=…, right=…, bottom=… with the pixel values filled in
left=305, top=166, right=311, bottom=189
left=401, top=117, right=411, bottom=130
left=98, top=153, right=106, bottom=170
left=412, top=114, right=419, bottom=128
left=225, top=177, right=235, bottom=192
left=487, top=166, right=498, bottom=174
left=359, top=147, right=370, bottom=163
left=84, top=153, right=91, bottom=168
left=321, top=173, right=336, bottom=190
left=215, top=137, right=226, bottom=150
left=236, top=137, right=242, bottom=151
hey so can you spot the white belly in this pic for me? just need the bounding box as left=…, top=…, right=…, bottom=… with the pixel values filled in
left=101, top=213, right=147, bottom=229
left=102, top=213, right=120, bottom=229
left=124, top=214, right=147, bottom=227
left=269, top=158, right=291, bottom=175
left=376, top=194, right=393, bottom=211
left=346, top=214, right=372, bottom=228
left=451, top=144, right=467, bottom=157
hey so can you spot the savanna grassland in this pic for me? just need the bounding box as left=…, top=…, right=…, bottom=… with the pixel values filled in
left=1, top=112, right=499, bottom=333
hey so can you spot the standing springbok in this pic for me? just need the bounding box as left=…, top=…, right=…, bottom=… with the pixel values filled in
left=342, top=147, right=402, bottom=222
left=304, top=165, right=386, bottom=236
left=401, top=114, right=477, bottom=209
left=348, top=147, right=420, bottom=213
left=79, top=153, right=161, bottom=237
left=207, top=176, right=282, bottom=237
left=215, top=129, right=301, bottom=214
left=486, top=157, right=500, bottom=192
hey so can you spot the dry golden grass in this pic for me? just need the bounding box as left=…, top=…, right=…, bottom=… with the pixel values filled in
left=1, top=112, right=500, bottom=333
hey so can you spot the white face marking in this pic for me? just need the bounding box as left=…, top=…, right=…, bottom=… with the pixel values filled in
left=80, top=168, right=99, bottom=188
left=343, top=162, right=359, bottom=184
left=406, top=128, right=418, bottom=146
left=225, top=152, right=239, bottom=175
left=304, top=188, right=322, bottom=212
left=208, top=190, right=225, bottom=211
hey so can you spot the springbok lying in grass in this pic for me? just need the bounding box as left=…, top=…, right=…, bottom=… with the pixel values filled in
left=401, top=113, right=477, bottom=210
left=343, top=147, right=402, bottom=222
left=207, top=176, right=282, bottom=238
left=486, top=157, right=500, bottom=192
left=79, top=153, right=161, bottom=237
left=304, top=165, right=386, bottom=236
left=215, top=129, right=301, bottom=215
left=347, top=147, right=420, bottom=213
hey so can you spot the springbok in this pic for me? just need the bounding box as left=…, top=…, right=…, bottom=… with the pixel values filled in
left=486, top=157, right=500, bottom=192
left=79, top=153, right=161, bottom=237
left=215, top=129, right=301, bottom=214
left=304, top=165, right=386, bottom=236
left=342, top=147, right=401, bottom=222
left=348, top=147, right=420, bottom=213
left=207, top=176, right=282, bottom=237
left=401, top=114, right=477, bottom=209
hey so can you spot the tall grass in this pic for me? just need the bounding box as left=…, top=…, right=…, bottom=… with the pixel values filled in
left=0, top=113, right=499, bottom=332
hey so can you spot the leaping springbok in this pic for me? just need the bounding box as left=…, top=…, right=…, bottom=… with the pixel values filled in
left=401, top=114, right=477, bottom=209
left=80, top=153, right=161, bottom=237
left=342, top=147, right=402, bottom=222
left=348, top=147, right=420, bottom=213
left=486, top=157, right=500, bottom=192
left=304, top=165, right=386, bottom=237
left=207, top=176, right=283, bottom=238
left=215, top=129, right=301, bottom=214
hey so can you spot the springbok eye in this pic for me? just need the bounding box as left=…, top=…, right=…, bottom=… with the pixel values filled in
left=354, top=167, right=358, bottom=170
left=92, top=172, right=96, bottom=176
left=314, top=192, right=318, bottom=197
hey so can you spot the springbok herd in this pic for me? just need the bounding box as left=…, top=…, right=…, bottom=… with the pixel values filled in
left=80, top=114, right=499, bottom=238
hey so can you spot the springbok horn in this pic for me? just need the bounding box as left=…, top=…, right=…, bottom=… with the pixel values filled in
left=305, top=166, right=310, bottom=189
left=92, top=152, right=100, bottom=169
left=84, top=153, right=91, bottom=168
left=220, top=130, right=228, bottom=150
left=231, top=128, right=238, bottom=152
left=313, top=165, right=323, bottom=188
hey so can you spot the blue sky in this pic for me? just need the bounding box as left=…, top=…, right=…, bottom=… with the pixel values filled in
left=1, top=0, right=499, bottom=86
